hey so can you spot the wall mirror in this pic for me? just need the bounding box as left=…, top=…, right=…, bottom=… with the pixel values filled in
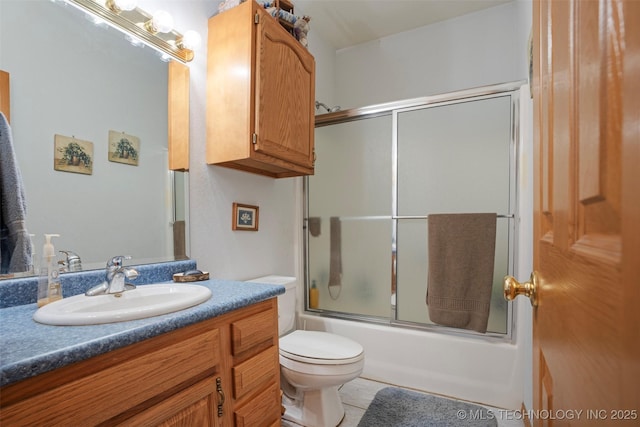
left=0, top=0, right=189, bottom=277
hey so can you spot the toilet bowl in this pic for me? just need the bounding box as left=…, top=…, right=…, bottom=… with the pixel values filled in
left=246, top=276, right=365, bottom=427
left=280, top=330, right=364, bottom=427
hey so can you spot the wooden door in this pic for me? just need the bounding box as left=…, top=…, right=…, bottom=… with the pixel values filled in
left=532, top=0, right=639, bottom=425
left=254, top=9, right=315, bottom=169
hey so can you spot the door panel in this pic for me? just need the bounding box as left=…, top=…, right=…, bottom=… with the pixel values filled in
left=533, top=0, right=639, bottom=424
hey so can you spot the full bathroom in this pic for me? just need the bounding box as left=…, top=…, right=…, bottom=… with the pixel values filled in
left=1, top=0, right=537, bottom=426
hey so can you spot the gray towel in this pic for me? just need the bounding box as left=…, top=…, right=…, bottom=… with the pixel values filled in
left=328, top=216, right=342, bottom=286
left=0, top=112, right=33, bottom=274
left=426, top=213, right=496, bottom=333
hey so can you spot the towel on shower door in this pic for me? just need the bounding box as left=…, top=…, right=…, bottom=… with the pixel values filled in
left=426, top=213, right=496, bottom=333
left=328, top=216, right=342, bottom=286
left=0, top=112, right=33, bottom=274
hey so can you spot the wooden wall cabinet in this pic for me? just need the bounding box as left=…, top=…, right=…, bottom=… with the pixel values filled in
left=206, top=0, right=315, bottom=178
left=0, top=299, right=281, bottom=427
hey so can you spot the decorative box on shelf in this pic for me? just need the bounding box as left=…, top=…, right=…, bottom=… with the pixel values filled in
left=218, top=0, right=310, bottom=48
left=259, top=0, right=310, bottom=48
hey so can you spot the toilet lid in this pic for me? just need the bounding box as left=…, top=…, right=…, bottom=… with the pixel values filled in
left=279, top=330, right=363, bottom=364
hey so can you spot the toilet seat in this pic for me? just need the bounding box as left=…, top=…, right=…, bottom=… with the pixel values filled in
left=279, top=330, right=364, bottom=365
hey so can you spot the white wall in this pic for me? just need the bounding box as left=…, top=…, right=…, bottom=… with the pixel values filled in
left=305, top=22, right=338, bottom=111
left=332, top=1, right=531, bottom=110
left=151, top=0, right=301, bottom=281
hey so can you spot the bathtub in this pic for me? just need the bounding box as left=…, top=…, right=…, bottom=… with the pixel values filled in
left=298, top=298, right=531, bottom=411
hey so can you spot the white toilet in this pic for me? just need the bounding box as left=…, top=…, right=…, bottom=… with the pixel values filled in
left=246, top=276, right=364, bottom=427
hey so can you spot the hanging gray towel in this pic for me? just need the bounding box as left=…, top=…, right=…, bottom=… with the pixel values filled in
left=426, top=213, right=496, bottom=333
left=328, top=216, right=342, bottom=286
left=0, top=112, right=33, bottom=274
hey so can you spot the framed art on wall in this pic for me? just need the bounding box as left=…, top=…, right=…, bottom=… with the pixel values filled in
left=108, top=130, right=140, bottom=166
left=232, top=203, right=259, bottom=231
left=54, top=134, right=93, bottom=175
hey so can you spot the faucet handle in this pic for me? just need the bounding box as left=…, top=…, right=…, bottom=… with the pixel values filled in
left=107, top=255, right=131, bottom=268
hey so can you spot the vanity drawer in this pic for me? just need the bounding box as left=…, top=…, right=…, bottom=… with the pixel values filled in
left=233, top=381, right=281, bottom=427
left=232, top=345, right=279, bottom=400
left=231, top=307, right=277, bottom=356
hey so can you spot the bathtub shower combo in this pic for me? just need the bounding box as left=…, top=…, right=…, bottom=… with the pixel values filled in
left=302, top=82, right=530, bottom=409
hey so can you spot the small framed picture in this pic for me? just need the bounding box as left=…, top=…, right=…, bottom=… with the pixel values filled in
left=54, top=134, right=94, bottom=175
left=108, top=130, right=140, bottom=166
left=232, top=203, right=259, bottom=231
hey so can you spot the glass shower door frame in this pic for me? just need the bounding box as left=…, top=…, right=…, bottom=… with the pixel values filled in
left=304, top=81, right=525, bottom=341
left=391, top=91, right=521, bottom=339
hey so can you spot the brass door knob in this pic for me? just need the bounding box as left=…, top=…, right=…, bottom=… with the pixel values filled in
left=503, top=272, right=539, bottom=307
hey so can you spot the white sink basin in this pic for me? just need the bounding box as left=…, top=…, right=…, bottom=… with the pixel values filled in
left=33, top=284, right=212, bottom=325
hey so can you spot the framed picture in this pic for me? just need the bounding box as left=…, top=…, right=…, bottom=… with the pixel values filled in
left=232, top=203, right=259, bottom=231
left=54, top=134, right=93, bottom=175
left=108, top=130, right=140, bottom=166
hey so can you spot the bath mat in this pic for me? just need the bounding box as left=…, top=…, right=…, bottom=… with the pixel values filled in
left=357, top=387, right=497, bottom=427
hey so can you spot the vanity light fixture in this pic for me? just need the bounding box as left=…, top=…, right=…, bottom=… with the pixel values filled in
left=64, top=0, right=198, bottom=63
left=105, top=0, right=136, bottom=13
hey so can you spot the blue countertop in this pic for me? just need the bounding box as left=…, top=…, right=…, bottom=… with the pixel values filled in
left=0, top=264, right=284, bottom=387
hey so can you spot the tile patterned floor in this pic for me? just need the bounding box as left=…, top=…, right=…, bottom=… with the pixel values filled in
left=282, top=377, right=525, bottom=427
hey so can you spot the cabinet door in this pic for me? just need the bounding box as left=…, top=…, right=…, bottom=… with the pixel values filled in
left=254, top=11, right=315, bottom=170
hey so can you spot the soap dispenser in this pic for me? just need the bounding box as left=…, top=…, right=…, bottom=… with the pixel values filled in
left=37, top=234, right=62, bottom=307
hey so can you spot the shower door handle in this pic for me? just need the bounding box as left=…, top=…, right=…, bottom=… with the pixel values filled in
left=503, top=272, right=539, bottom=307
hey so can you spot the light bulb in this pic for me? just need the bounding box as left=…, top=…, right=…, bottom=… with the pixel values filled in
left=114, top=0, right=137, bottom=11
left=152, top=10, right=174, bottom=33
left=180, top=30, right=202, bottom=50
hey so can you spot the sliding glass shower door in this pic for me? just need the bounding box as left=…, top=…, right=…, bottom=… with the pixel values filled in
left=306, top=115, right=393, bottom=318
left=305, top=83, right=520, bottom=337
left=395, top=96, right=514, bottom=333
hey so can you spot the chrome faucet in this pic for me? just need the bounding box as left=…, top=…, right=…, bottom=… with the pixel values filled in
left=85, top=255, right=138, bottom=296
left=106, top=255, right=138, bottom=293
left=59, top=250, right=82, bottom=272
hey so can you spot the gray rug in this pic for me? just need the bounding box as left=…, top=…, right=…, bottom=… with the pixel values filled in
left=357, top=387, right=497, bottom=427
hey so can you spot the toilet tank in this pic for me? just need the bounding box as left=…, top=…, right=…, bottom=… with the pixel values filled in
left=245, top=275, right=297, bottom=336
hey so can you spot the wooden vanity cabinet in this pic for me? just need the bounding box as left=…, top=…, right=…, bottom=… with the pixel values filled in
left=0, top=299, right=281, bottom=427
left=206, top=0, right=315, bottom=178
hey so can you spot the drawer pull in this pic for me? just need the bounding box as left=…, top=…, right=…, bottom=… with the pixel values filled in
left=216, top=377, right=225, bottom=417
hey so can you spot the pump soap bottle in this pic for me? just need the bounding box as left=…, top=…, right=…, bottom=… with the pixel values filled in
left=37, top=234, right=62, bottom=307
